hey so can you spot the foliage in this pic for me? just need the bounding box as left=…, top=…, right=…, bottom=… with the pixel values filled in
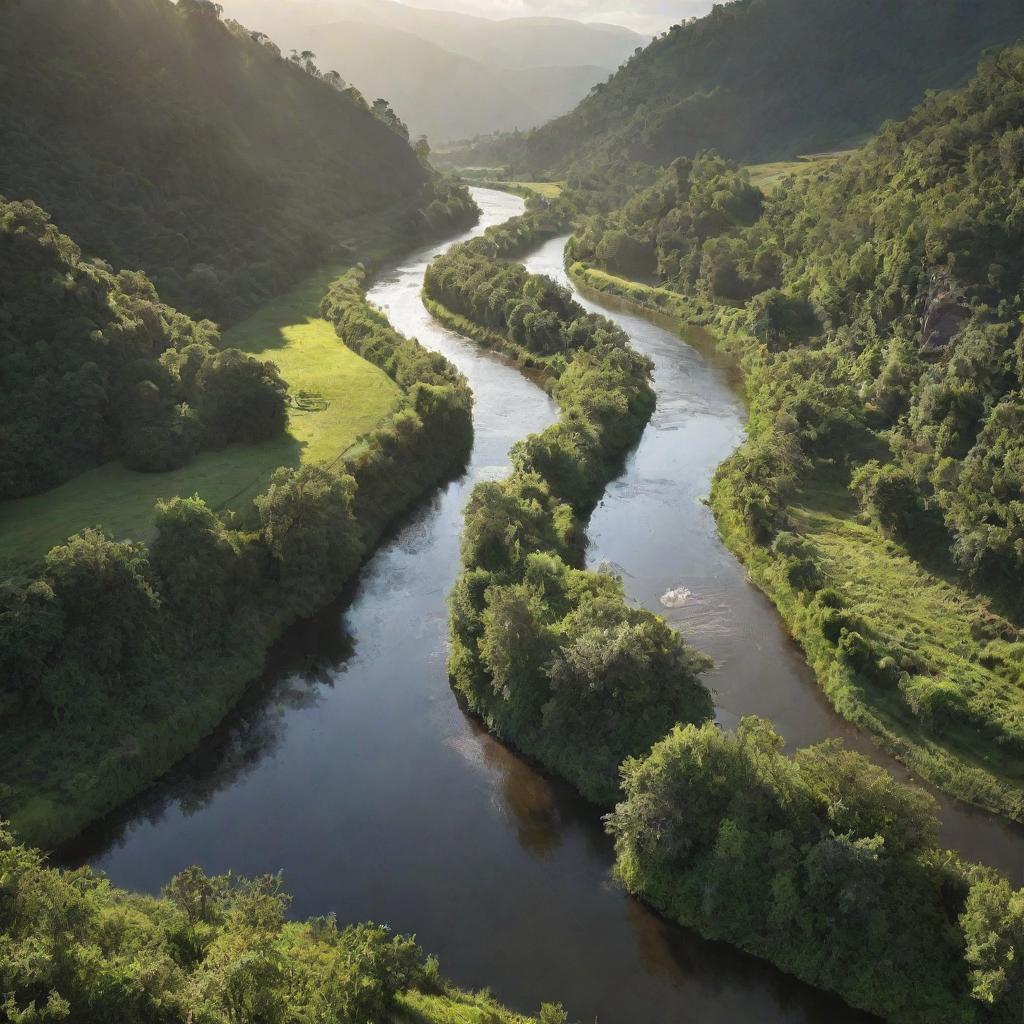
left=440, top=208, right=712, bottom=804
left=455, top=0, right=1024, bottom=192
left=0, top=0, right=479, bottom=322
left=1, top=270, right=473, bottom=847
left=0, top=198, right=288, bottom=497
left=567, top=44, right=1024, bottom=815
left=0, top=823, right=557, bottom=1024
left=609, top=717, right=1024, bottom=1023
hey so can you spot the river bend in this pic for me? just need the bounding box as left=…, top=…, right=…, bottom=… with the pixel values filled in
left=66, top=190, right=1022, bottom=1024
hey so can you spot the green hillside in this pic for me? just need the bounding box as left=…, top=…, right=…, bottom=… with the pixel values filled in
left=0, top=0, right=472, bottom=322
left=460, top=0, right=1024, bottom=186
left=569, top=41, right=1024, bottom=818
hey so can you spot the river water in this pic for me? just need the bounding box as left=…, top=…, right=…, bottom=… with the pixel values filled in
left=66, top=189, right=1022, bottom=1023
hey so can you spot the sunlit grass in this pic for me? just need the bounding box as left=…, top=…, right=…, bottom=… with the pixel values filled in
left=0, top=266, right=401, bottom=568
left=508, top=180, right=564, bottom=198
left=397, top=990, right=537, bottom=1023
left=745, top=149, right=857, bottom=192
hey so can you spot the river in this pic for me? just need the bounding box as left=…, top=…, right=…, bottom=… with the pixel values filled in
left=64, top=188, right=1022, bottom=1023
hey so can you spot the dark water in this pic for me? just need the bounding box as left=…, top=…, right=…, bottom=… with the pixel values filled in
left=66, top=190, right=1021, bottom=1023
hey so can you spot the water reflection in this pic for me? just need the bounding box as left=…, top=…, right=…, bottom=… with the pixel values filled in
left=61, top=598, right=357, bottom=865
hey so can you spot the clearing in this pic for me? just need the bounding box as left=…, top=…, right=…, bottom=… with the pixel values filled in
left=0, top=264, right=400, bottom=569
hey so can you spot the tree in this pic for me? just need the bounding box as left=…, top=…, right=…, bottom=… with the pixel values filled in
left=372, top=97, right=410, bottom=139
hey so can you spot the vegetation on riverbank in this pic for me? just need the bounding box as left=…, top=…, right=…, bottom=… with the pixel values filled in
left=0, top=256, right=403, bottom=567
left=0, top=198, right=290, bottom=502
left=0, top=265, right=474, bottom=849
left=0, top=823, right=565, bottom=1024
left=564, top=44, right=1024, bottom=822
left=567, top=258, right=1024, bottom=823
left=609, top=717, right=1023, bottom=1024
left=429, top=211, right=712, bottom=805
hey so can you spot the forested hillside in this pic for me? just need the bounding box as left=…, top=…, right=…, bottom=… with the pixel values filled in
left=0, top=199, right=290, bottom=497
left=569, top=42, right=1024, bottom=818
left=217, top=0, right=644, bottom=142
left=0, top=0, right=474, bottom=322
left=435, top=202, right=1024, bottom=1024
left=460, top=0, right=1024, bottom=186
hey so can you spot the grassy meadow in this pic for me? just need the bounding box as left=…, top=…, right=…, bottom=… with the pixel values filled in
left=0, top=264, right=401, bottom=569
left=509, top=180, right=564, bottom=198
left=744, top=149, right=856, bottom=192
left=398, top=990, right=542, bottom=1023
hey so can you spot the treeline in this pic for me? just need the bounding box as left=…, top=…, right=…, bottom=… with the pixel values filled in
left=427, top=211, right=712, bottom=805
left=0, top=823, right=564, bottom=1024
left=0, top=0, right=477, bottom=322
left=0, top=270, right=474, bottom=847
left=609, top=717, right=1023, bottom=1023
left=0, top=198, right=289, bottom=498
left=567, top=46, right=1024, bottom=813
left=452, top=0, right=1024, bottom=194
left=422, top=200, right=605, bottom=373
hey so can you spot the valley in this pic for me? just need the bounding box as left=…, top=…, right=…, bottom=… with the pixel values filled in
left=61, top=192, right=1023, bottom=1023
left=4, top=2, right=1024, bottom=1022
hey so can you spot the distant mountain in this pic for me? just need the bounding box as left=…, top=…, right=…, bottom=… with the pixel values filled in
left=456, top=0, right=1024, bottom=181
left=217, top=0, right=646, bottom=141
left=0, top=0, right=467, bottom=322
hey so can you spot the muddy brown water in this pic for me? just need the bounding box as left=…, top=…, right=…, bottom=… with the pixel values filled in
left=65, top=189, right=1021, bottom=1023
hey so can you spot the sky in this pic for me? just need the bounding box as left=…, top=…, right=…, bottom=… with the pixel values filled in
left=399, top=0, right=716, bottom=34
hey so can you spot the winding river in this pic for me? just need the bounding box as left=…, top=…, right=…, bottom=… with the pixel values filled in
left=65, top=189, right=1022, bottom=1024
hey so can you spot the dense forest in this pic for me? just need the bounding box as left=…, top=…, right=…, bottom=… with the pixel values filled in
left=8, top=0, right=1024, bottom=1019
left=436, top=204, right=1024, bottom=1023
left=0, top=198, right=289, bottom=497
left=568, top=43, right=1024, bottom=818
left=453, top=0, right=1024, bottom=190
left=0, top=0, right=476, bottom=323
left=0, top=824, right=564, bottom=1023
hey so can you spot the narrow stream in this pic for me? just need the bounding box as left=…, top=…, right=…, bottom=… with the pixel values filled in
left=65, top=190, right=1021, bottom=1023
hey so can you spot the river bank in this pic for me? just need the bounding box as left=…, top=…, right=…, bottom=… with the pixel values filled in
left=567, top=257, right=1024, bottom=830
left=2, top=208, right=484, bottom=850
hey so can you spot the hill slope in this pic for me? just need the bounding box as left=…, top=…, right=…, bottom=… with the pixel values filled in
left=466, top=0, right=1024, bottom=182
left=0, top=0, right=471, bottom=322
left=570, top=41, right=1024, bottom=817
left=217, top=0, right=645, bottom=141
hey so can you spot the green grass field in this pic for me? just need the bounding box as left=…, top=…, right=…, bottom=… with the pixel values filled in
left=397, top=990, right=538, bottom=1023
left=0, top=265, right=401, bottom=569
left=714, top=465, right=1024, bottom=822
left=790, top=478, right=1024, bottom=781
left=508, top=180, right=564, bottom=198
left=745, top=149, right=856, bottom=192
left=454, top=170, right=564, bottom=201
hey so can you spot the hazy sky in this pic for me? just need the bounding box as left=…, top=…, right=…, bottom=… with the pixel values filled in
left=400, top=0, right=716, bottom=33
